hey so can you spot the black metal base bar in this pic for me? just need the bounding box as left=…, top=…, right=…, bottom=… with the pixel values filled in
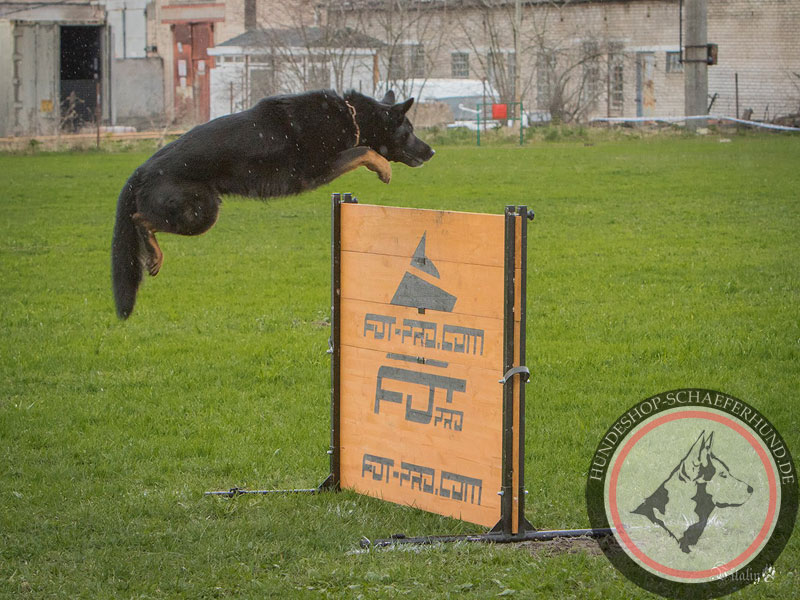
left=205, top=474, right=338, bottom=498
left=363, top=528, right=615, bottom=549
left=204, top=488, right=322, bottom=498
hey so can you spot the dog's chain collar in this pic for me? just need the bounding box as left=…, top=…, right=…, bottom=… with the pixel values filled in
left=345, top=100, right=360, bottom=146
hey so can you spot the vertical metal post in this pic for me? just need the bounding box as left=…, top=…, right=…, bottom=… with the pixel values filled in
left=477, top=104, right=481, bottom=147
left=498, top=205, right=516, bottom=535
left=329, top=193, right=342, bottom=487
left=519, top=102, right=524, bottom=146
left=516, top=206, right=529, bottom=533
left=514, top=0, right=522, bottom=109
left=679, top=0, right=683, bottom=62
left=96, top=80, right=101, bottom=148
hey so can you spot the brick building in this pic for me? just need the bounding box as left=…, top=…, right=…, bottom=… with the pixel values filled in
left=1, top=0, right=797, bottom=135
left=335, top=0, right=800, bottom=123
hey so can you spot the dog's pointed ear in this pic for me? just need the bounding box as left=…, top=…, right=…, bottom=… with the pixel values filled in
left=380, top=90, right=396, bottom=105
left=693, top=432, right=714, bottom=467
left=398, top=98, right=414, bottom=113
left=687, top=431, right=705, bottom=459
left=390, top=98, right=414, bottom=122
left=681, top=431, right=706, bottom=479
left=700, top=432, right=714, bottom=464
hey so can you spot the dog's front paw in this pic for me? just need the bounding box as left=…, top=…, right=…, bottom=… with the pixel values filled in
left=366, top=154, right=392, bottom=184
left=375, top=165, right=391, bottom=184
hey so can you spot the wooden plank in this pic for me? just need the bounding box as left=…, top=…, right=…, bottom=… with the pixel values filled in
left=340, top=204, right=506, bottom=267
left=339, top=344, right=503, bottom=527
left=341, top=298, right=503, bottom=371
left=340, top=433, right=502, bottom=527
left=340, top=345, right=503, bottom=443
left=341, top=251, right=512, bottom=320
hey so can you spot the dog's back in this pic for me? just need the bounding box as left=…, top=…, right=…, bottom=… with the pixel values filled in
left=140, top=90, right=355, bottom=198
left=111, top=89, right=433, bottom=319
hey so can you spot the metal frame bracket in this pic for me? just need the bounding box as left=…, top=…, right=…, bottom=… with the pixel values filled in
left=499, top=365, right=530, bottom=384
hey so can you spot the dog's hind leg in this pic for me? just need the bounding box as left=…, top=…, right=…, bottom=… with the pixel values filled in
left=132, top=213, right=164, bottom=276
left=326, top=147, right=392, bottom=185
left=132, top=182, right=221, bottom=277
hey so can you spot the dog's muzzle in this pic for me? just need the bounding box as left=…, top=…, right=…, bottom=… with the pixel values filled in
left=405, top=145, right=435, bottom=167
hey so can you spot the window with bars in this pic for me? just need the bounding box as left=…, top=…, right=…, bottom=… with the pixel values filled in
left=388, top=44, right=425, bottom=80
left=536, top=51, right=555, bottom=109
left=608, top=47, right=624, bottom=116
left=249, top=66, right=276, bottom=107
left=411, top=44, right=425, bottom=78
left=451, top=51, right=469, bottom=78
left=306, top=57, right=330, bottom=89
left=666, top=51, right=683, bottom=73
left=488, top=51, right=516, bottom=99
left=581, top=41, right=601, bottom=109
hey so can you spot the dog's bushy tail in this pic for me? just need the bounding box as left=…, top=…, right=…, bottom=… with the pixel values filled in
left=111, top=176, right=142, bottom=319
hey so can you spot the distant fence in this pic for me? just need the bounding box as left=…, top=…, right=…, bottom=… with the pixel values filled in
left=591, top=115, right=800, bottom=132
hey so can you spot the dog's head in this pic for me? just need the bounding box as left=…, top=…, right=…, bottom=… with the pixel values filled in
left=690, top=433, right=753, bottom=508
left=353, top=90, right=435, bottom=168
left=633, top=430, right=754, bottom=553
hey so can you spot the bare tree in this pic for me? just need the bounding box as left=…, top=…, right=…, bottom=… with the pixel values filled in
left=530, top=35, right=608, bottom=122
left=451, top=1, right=520, bottom=104
left=209, top=2, right=384, bottom=118
left=451, top=0, right=610, bottom=122
left=257, top=1, right=383, bottom=95
left=334, top=1, right=448, bottom=104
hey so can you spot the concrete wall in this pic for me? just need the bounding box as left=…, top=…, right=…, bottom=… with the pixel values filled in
left=0, top=21, right=12, bottom=137
left=106, top=0, right=148, bottom=59
left=708, top=0, right=800, bottom=119
left=218, top=0, right=316, bottom=44
left=347, top=1, right=686, bottom=121
left=0, top=21, right=60, bottom=137
left=111, top=57, right=165, bottom=128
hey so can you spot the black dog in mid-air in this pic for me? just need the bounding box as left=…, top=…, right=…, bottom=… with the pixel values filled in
left=111, top=89, right=434, bottom=319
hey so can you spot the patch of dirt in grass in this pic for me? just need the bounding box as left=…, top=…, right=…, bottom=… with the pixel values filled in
left=519, top=535, right=622, bottom=558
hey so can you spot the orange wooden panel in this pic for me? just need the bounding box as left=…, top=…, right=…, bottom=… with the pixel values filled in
left=340, top=203, right=506, bottom=267
left=340, top=251, right=507, bottom=320
left=340, top=345, right=503, bottom=443
left=339, top=345, right=503, bottom=526
left=340, top=299, right=503, bottom=371
left=336, top=203, right=526, bottom=529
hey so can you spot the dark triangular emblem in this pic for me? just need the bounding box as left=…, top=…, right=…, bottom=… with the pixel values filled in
left=410, top=233, right=440, bottom=278
left=390, top=233, right=457, bottom=312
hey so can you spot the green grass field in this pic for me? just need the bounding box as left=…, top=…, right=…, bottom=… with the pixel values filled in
left=1, top=131, right=799, bottom=598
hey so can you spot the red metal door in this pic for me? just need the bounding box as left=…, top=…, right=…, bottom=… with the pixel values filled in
left=171, top=22, right=213, bottom=123
left=190, top=22, right=212, bottom=123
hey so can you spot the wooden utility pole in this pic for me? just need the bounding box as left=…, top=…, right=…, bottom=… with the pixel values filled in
left=684, top=0, right=708, bottom=130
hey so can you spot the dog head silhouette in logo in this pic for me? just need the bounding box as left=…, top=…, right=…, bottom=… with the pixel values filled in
left=632, top=431, right=753, bottom=553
